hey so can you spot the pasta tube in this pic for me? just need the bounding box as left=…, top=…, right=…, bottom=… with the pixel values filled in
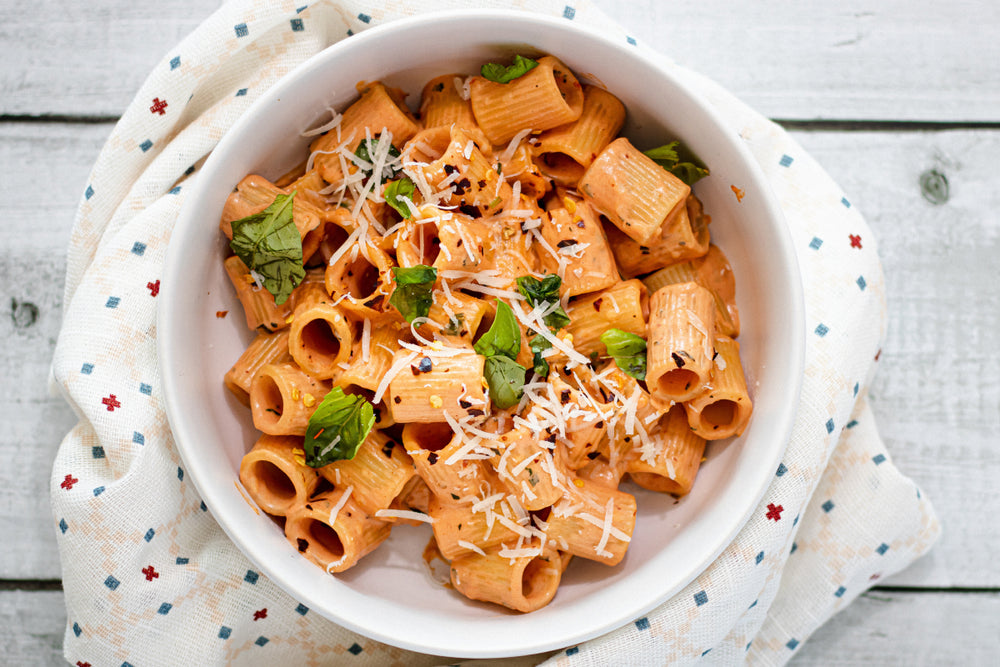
left=283, top=488, right=391, bottom=573
left=683, top=335, right=753, bottom=439
left=238, top=434, right=319, bottom=516
left=645, top=282, right=716, bottom=403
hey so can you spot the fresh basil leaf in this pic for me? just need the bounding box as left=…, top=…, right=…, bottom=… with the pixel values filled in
left=304, top=387, right=376, bottom=467
left=385, top=177, right=416, bottom=218
left=529, top=335, right=552, bottom=378
left=354, top=137, right=401, bottom=178
left=229, top=191, right=305, bottom=306
left=516, top=274, right=570, bottom=331
left=483, top=354, right=526, bottom=409
left=643, top=141, right=710, bottom=186
left=389, top=265, right=437, bottom=323
left=481, top=55, right=539, bottom=84
left=600, top=328, right=647, bottom=380
left=473, top=300, right=521, bottom=360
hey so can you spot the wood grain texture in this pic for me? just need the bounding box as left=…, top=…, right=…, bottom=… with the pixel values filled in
left=3, top=0, right=1000, bottom=122
left=0, top=590, right=66, bottom=666
left=792, top=591, right=1000, bottom=665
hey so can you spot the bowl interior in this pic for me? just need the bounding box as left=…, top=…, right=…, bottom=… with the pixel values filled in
left=159, top=9, right=803, bottom=659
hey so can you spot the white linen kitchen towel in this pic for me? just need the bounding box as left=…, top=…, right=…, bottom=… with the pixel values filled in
left=50, top=1, right=940, bottom=665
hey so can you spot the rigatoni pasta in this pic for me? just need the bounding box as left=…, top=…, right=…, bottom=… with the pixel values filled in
left=220, top=52, right=753, bottom=613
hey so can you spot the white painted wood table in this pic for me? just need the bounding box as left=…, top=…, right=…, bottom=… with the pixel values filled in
left=2, top=1, right=998, bottom=663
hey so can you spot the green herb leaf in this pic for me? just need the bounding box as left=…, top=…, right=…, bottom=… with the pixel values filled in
left=481, top=55, right=539, bottom=84
left=643, top=141, right=710, bottom=186
left=442, top=312, right=466, bottom=336
left=389, top=265, right=437, bottom=323
left=354, top=137, right=401, bottom=178
left=474, top=300, right=521, bottom=360
left=600, top=328, right=647, bottom=380
left=304, top=387, right=376, bottom=467
left=228, top=191, right=305, bottom=305
left=483, top=355, right=527, bottom=409
left=385, top=177, right=416, bottom=218
left=529, top=335, right=552, bottom=378
left=516, top=274, right=570, bottom=331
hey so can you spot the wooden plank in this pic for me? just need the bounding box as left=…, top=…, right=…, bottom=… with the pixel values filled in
left=788, top=128, right=1000, bottom=587
left=2, top=0, right=999, bottom=122
left=792, top=591, right=1000, bottom=664
left=0, top=123, right=111, bottom=580
left=597, top=0, right=1000, bottom=123
left=0, top=590, right=66, bottom=666
left=1, top=126, right=997, bottom=587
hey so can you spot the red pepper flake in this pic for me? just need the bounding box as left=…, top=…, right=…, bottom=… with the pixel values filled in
left=215, top=310, right=228, bottom=318
left=731, top=185, right=745, bottom=202
left=313, top=428, right=325, bottom=440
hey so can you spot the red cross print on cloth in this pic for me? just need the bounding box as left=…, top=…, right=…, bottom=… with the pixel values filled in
left=149, top=98, right=168, bottom=115
left=61, top=474, right=79, bottom=490
left=766, top=503, right=784, bottom=521
left=849, top=234, right=862, bottom=248
left=253, top=608, right=268, bottom=621
left=142, top=566, right=159, bottom=581
left=76, top=662, right=92, bottom=667
left=102, top=394, right=121, bottom=411
left=147, top=280, right=160, bottom=297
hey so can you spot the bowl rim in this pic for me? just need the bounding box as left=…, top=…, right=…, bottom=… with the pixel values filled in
left=159, top=7, right=804, bottom=658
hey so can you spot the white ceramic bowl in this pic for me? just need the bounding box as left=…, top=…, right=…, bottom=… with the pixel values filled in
left=160, top=9, right=803, bottom=659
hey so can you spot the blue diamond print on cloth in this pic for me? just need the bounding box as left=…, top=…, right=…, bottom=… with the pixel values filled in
left=790, top=542, right=798, bottom=554
left=158, top=602, right=172, bottom=615
left=169, top=186, right=181, bottom=195
left=139, top=139, right=153, bottom=152
left=176, top=557, right=189, bottom=565
left=92, top=446, right=105, bottom=459
left=295, top=603, right=309, bottom=615
left=748, top=599, right=758, bottom=609
left=140, top=383, right=152, bottom=395
left=177, top=467, right=184, bottom=481
left=105, top=575, right=120, bottom=590
left=847, top=419, right=859, bottom=428
left=822, top=500, right=835, bottom=512
left=81, top=363, right=94, bottom=374
left=133, top=431, right=145, bottom=445
left=857, top=275, right=867, bottom=290
left=626, top=36, right=636, bottom=45
left=635, top=616, right=650, bottom=629
left=873, top=453, right=886, bottom=465
left=236, top=88, right=248, bottom=97
left=348, top=642, right=363, bottom=654
left=756, top=550, right=764, bottom=564
left=702, top=649, right=711, bottom=656
left=835, top=586, right=846, bottom=597
left=234, top=23, right=249, bottom=38
left=854, top=382, right=860, bottom=396
left=787, top=638, right=800, bottom=650
left=779, top=154, right=794, bottom=167
left=59, top=519, right=68, bottom=534
left=815, top=323, right=829, bottom=337
left=826, top=418, right=835, bottom=433
left=170, top=56, right=180, bottom=70
left=93, top=486, right=105, bottom=497
left=144, top=528, right=155, bottom=542
left=357, top=13, right=370, bottom=23
left=85, top=185, right=94, bottom=200
left=290, top=18, right=304, bottom=31
left=122, top=662, right=134, bottom=667
left=566, top=647, right=579, bottom=656
left=106, top=296, right=120, bottom=308
left=296, top=5, right=307, bottom=13
left=793, top=514, right=800, bottom=526
left=693, top=590, right=708, bottom=606
left=776, top=462, right=787, bottom=476
left=218, top=626, right=231, bottom=639
left=73, top=622, right=82, bottom=637
left=746, top=641, right=753, bottom=652
left=256, top=636, right=269, bottom=647
left=245, top=570, right=260, bottom=584
left=876, top=542, right=890, bottom=555
left=131, top=241, right=146, bottom=255
left=563, top=6, right=576, bottom=19
left=809, top=236, right=823, bottom=250
left=841, top=196, right=851, bottom=208
left=200, top=501, right=208, bottom=511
